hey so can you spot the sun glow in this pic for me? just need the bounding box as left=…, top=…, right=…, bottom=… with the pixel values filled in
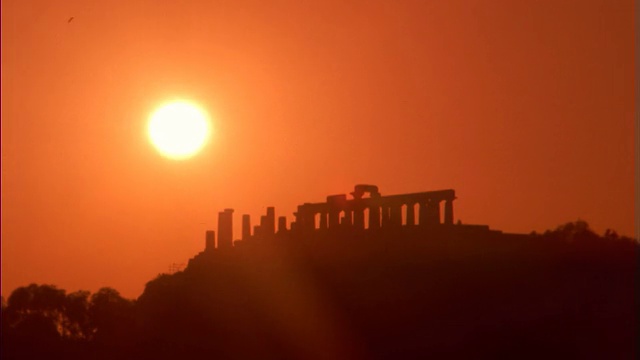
left=147, top=101, right=211, bottom=160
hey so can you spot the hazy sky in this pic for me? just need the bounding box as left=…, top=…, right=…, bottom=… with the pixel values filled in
left=1, top=0, right=634, bottom=298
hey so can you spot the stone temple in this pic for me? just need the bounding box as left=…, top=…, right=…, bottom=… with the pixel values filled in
left=203, top=184, right=502, bottom=252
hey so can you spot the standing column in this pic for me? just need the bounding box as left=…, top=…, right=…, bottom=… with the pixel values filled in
left=419, top=203, right=428, bottom=226
left=343, top=210, right=353, bottom=227
left=296, top=207, right=315, bottom=232
left=406, top=203, right=415, bottom=226
left=293, top=211, right=301, bottom=232
left=390, top=204, right=402, bottom=227
left=429, top=200, right=441, bottom=225
left=381, top=206, right=391, bottom=228
left=205, top=230, right=215, bottom=252
left=266, top=207, right=276, bottom=235
left=319, top=212, right=328, bottom=230
left=369, top=206, right=380, bottom=229
left=329, top=210, right=339, bottom=229
left=296, top=212, right=306, bottom=232
left=278, top=216, right=287, bottom=233
left=353, top=206, right=365, bottom=230
left=306, top=212, right=316, bottom=231
left=444, top=199, right=454, bottom=225
left=242, top=215, right=251, bottom=241
left=217, top=209, right=234, bottom=248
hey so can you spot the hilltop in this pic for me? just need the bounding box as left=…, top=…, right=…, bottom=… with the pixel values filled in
left=2, top=185, right=636, bottom=359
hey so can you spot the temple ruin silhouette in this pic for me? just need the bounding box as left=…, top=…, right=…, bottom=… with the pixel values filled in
left=202, top=185, right=505, bottom=252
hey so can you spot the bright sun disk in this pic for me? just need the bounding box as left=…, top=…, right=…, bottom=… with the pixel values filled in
left=147, top=101, right=211, bottom=160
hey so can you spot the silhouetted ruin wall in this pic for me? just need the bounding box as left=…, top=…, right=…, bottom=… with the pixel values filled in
left=204, top=185, right=504, bottom=253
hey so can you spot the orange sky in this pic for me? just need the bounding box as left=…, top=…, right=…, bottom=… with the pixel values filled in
left=1, top=0, right=635, bottom=298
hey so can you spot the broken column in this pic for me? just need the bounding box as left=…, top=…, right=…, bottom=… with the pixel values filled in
left=242, top=215, right=251, bottom=241
left=278, top=216, right=287, bottom=233
left=266, top=207, right=276, bottom=235
left=217, top=209, right=234, bottom=248
left=205, top=230, right=215, bottom=252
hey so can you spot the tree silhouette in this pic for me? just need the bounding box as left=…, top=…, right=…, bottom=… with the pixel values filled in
left=2, top=284, right=67, bottom=358
left=5, top=284, right=66, bottom=333
left=88, top=287, right=135, bottom=346
left=64, top=290, right=92, bottom=339
left=543, top=220, right=600, bottom=242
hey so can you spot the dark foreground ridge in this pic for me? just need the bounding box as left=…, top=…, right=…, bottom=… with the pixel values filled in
left=2, top=186, right=637, bottom=359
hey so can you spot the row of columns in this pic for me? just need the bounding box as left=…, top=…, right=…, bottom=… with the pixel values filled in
left=204, top=191, right=455, bottom=252
left=299, top=199, right=454, bottom=232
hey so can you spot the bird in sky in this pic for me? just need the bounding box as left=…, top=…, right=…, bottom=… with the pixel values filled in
left=68, top=17, right=74, bottom=23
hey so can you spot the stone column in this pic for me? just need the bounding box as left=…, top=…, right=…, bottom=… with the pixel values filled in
left=319, top=212, right=328, bottom=230
left=217, top=209, right=234, bottom=248
left=444, top=199, right=454, bottom=225
left=329, top=210, right=339, bottom=229
left=307, top=212, right=316, bottom=231
left=295, top=207, right=315, bottom=232
left=419, top=203, right=428, bottom=226
left=205, top=230, right=215, bottom=252
left=278, top=216, right=287, bottom=233
left=293, top=211, right=301, bottom=231
left=369, top=206, right=380, bottom=229
left=353, top=206, right=365, bottom=230
left=266, top=207, right=276, bottom=235
left=343, top=210, right=353, bottom=227
left=390, top=204, right=402, bottom=227
left=429, top=200, right=441, bottom=225
left=406, top=203, right=415, bottom=226
left=381, top=206, right=391, bottom=228
left=242, top=215, right=251, bottom=241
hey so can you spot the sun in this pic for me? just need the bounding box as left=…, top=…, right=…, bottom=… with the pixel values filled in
left=147, top=100, right=212, bottom=160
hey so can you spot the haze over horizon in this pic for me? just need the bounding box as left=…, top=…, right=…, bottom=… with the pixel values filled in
left=1, top=0, right=634, bottom=298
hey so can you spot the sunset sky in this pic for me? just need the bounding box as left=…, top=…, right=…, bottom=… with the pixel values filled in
left=1, top=0, right=634, bottom=298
